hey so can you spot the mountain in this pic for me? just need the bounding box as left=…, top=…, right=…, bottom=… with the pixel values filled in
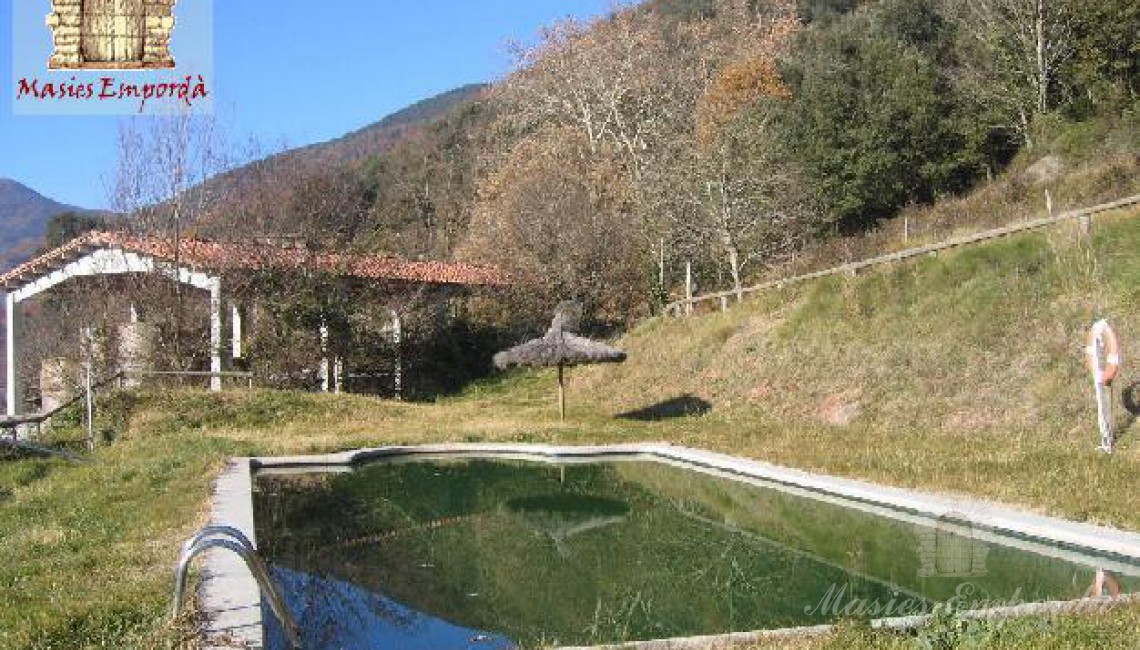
left=191, top=83, right=490, bottom=252
left=0, top=179, right=84, bottom=273
left=213, top=84, right=488, bottom=189
left=285, top=83, right=489, bottom=167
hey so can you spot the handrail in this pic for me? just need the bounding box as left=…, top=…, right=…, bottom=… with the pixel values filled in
left=180, top=524, right=257, bottom=558
left=172, top=527, right=303, bottom=649
left=666, top=193, right=1140, bottom=316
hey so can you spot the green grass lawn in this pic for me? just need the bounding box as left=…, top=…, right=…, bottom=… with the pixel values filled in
left=2, top=207, right=1138, bottom=648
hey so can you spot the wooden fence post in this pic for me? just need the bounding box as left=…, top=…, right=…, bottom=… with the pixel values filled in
left=685, top=261, right=693, bottom=317
left=84, top=360, right=94, bottom=453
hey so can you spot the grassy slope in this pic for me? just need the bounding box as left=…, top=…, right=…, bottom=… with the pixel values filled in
left=767, top=135, right=1139, bottom=290
left=1, top=208, right=1139, bottom=648
left=579, top=206, right=1140, bottom=528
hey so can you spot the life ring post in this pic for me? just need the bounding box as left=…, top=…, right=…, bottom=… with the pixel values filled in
left=1086, top=319, right=1122, bottom=453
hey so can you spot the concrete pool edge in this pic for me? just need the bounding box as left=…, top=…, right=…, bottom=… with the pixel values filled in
left=200, top=457, right=263, bottom=649
left=556, top=593, right=1140, bottom=650
left=200, top=443, right=1140, bottom=648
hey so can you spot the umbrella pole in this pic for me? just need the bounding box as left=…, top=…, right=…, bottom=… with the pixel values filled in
left=557, top=363, right=566, bottom=422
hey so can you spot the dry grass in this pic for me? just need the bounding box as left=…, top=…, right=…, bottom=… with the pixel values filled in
left=575, top=206, right=1140, bottom=529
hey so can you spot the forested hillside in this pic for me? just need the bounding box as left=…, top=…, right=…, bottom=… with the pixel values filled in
left=69, top=0, right=1136, bottom=397
left=455, top=0, right=1137, bottom=326
left=188, top=0, right=1136, bottom=332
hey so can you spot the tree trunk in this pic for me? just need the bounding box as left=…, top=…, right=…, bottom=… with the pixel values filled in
left=171, top=203, right=185, bottom=371
left=658, top=237, right=665, bottom=299
left=1035, top=0, right=1048, bottom=113
left=725, top=240, right=743, bottom=302
left=685, top=260, right=693, bottom=316
left=1018, top=109, right=1034, bottom=150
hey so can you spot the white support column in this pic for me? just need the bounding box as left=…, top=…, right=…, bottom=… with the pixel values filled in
left=333, top=357, right=344, bottom=394
left=209, top=278, right=223, bottom=392
left=390, top=309, right=403, bottom=402
left=230, top=302, right=243, bottom=360
left=5, top=292, right=23, bottom=416
left=318, top=322, right=331, bottom=393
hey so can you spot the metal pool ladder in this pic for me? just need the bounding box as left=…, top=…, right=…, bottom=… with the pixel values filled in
left=172, top=525, right=304, bottom=649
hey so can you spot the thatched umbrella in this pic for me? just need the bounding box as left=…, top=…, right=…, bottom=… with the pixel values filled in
left=493, top=302, right=627, bottom=421
left=503, top=494, right=630, bottom=556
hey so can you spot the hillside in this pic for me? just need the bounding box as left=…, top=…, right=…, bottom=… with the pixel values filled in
left=173, top=0, right=1136, bottom=325
left=0, top=84, right=484, bottom=270
left=572, top=204, right=1139, bottom=524
left=211, top=83, right=487, bottom=187
left=289, top=83, right=489, bottom=167
left=190, top=83, right=490, bottom=255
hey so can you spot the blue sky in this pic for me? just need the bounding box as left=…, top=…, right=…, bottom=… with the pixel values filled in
left=1, top=1, right=614, bottom=209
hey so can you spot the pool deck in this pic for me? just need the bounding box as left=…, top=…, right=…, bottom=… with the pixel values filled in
left=199, top=442, right=1140, bottom=649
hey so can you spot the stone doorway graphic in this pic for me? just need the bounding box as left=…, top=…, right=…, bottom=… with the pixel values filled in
left=47, top=0, right=176, bottom=69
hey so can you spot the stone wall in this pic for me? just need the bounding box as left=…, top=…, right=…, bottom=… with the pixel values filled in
left=39, top=358, right=79, bottom=414
left=118, top=322, right=158, bottom=388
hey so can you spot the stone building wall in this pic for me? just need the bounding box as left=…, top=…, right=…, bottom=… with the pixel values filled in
left=118, top=322, right=158, bottom=388
left=40, top=358, right=79, bottom=414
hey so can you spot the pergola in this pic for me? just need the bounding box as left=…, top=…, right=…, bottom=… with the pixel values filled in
left=1, top=231, right=505, bottom=416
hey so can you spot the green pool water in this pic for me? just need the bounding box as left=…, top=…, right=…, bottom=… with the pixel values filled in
left=253, top=457, right=1138, bottom=648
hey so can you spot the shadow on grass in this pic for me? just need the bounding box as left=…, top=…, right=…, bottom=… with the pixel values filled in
left=617, top=395, right=712, bottom=422
left=1122, top=380, right=1139, bottom=417
left=1120, top=380, right=1139, bottom=440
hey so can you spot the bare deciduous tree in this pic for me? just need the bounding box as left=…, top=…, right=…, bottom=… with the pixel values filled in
left=678, top=106, right=819, bottom=300
left=110, top=113, right=235, bottom=370
left=462, top=127, right=643, bottom=327
left=944, top=0, right=1076, bottom=148
left=490, top=0, right=803, bottom=306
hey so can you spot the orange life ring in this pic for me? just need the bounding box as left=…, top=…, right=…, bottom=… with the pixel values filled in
left=1086, top=320, right=1121, bottom=386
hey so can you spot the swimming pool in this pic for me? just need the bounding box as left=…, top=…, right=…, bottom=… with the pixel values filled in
left=235, top=446, right=1140, bottom=649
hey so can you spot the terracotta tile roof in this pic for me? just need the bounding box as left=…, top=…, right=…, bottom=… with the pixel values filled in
left=0, top=231, right=507, bottom=290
